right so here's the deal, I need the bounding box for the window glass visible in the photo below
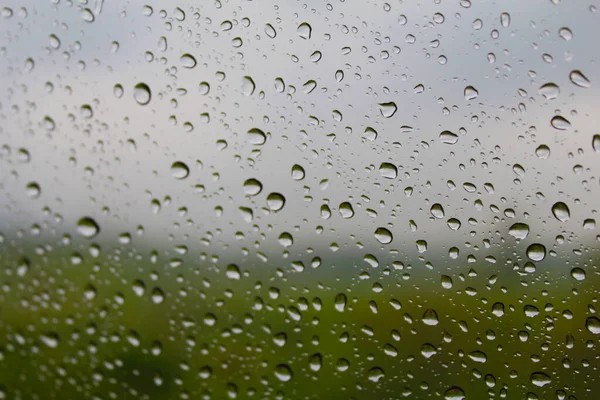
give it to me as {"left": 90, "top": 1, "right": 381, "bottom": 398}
{"left": 0, "top": 1, "right": 599, "bottom": 399}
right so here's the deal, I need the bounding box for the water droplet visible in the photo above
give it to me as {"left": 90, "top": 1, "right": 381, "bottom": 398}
{"left": 81, "top": 8, "right": 95, "bottom": 22}
{"left": 242, "top": 76, "right": 255, "bottom": 96}
{"left": 151, "top": 287, "right": 165, "bottom": 304}
{"left": 551, "top": 202, "right": 570, "bottom": 222}
{"left": 571, "top": 267, "right": 586, "bottom": 281}
{"left": 422, "top": 309, "right": 439, "bottom": 326}
{"left": 180, "top": 53, "right": 197, "bottom": 68}
{"left": 569, "top": 70, "right": 591, "bottom": 88}
{"left": 378, "top": 102, "right": 397, "bottom": 118}
{"left": 174, "top": 7, "right": 185, "bottom": 21}
{"left": 171, "top": 162, "right": 189, "bottom": 179}
{"left": 134, "top": 83, "right": 151, "bottom": 105}
{"left": 440, "top": 130, "right": 458, "bottom": 144}
{"left": 247, "top": 128, "right": 266, "bottom": 145}
{"left": 559, "top": 27, "right": 573, "bottom": 40}
{"left": 530, "top": 372, "right": 552, "bottom": 387}
{"left": 243, "top": 179, "right": 263, "bottom": 196}
{"left": 586, "top": 316, "right": 600, "bottom": 334}
{"left": 40, "top": 332, "right": 60, "bottom": 348}
{"left": 364, "top": 127, "right": 378, "bottom": 141}
{"left": 266, "top": 193, "right": 285, "bottom": 211}
{"left": 464, "top": 85, "right": 479, "bottom": 100}
{"left": 526, "top": 243, "right": 546, "bottom": 262}
{"left": 226, "top": 264, "right": 241, "bottom": 280}
{"left": 468, "top": 350, "right": 487, "bottom": 363}
{"left": 367, "top": 367, "right": 385, "bottom": 382}
{"left": 430, "top": 203, "right": 445, "bottom": 219}
{"left": 274, "top": 364, "right": 293, "bottom": 382}
{"left": 447, "top": 218, "right": 461, "bottom": 231}
{"left": 539, "top": 83, "right": 560, "bottom": 99}
{"left": 535, "top": 144, "right": 551, "bottom": 159}
{"left": 199, "top": 81, "right": 210, "bottom": 95}
{"left": 334, "top": 293, "right": 347, "bottom": 312}
{"left": 309, "top": 353, "right": 322, "bottom": 371}
{"left": 551, "top": 115, "right": 571, "bottom": 130}
{"left": 508, "top": 223, "right": 529, "bottom": 239}
{"left": 26, "top": 182, "right": 41, "bottom": 199}
{"left": 339, "top": 202, "right": 354, "bottom": 219}
{"left": 297, "top": 22, "right": 312, "bottom": 39}
{"left": 593, "top": 134, "right": 600, "bottom": 152}
{"left": 379, "top": 162, "right": 397, "bottom": 179}
{"left": 264, "top": 23, "right": 276, "bottom": 38}
{"left": 77, "top": 217, "right": 100, "bottom": 238}
{"left": 291, "top": 164, "right": 305, "bottom": 180}
{"left": 374, "top": 228, "right": 393, "bottom": 244}
{"left": 444, "top": 386, "right": 466, "bottom": 400}
{"left": 500, "top": 12, "right": 510, "bottom": 27}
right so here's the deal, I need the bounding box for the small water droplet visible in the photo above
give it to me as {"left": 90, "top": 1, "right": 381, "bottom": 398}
{"left": 180, "top": 53, "right": 197, "bottom": 68}
{"left": 586, "top": 316, "right": 600, "bottom": 334}
{"left": 539, "top": 83, "right": 559, "bottom": 99}
{"left": 559, "top": 27, "right": 573, "bottom": 40}
{"left": 339, "top": 202, "right": 354, "bottom": 219}
{"left": 26, "top": 182, "right": 41, "bottom": 199}
{"left": 374, "top": 228, "right": 393, "bottom": 244}
{"left": 242, "top": 76, "right": 255, "bottom": 96}
{"left": 291, "top": 164, "right": 305, "bottom": 180}
{"left": 265, "top": 23, "right": 276, "bottom": 38}
{"left": 243, "top": 179, "right": 263, "bottom": 196}
{"left": 247, "top": 128, "right": 266, "bottom": 145}
{"left": 266, "top": 193, "right": 285, "bottom": 211}
{"left": 379, "top": 162, "right": 397, "bottom": 179}
{"left": 464, "top": 85, "right": 479, "bottom": 100}
{"left": 530, "top": 372, "right": 552, "bottom": 387}
{"left": 508, "top": 223, "right": 529, "bottom": 239}
{"left": 440, "top": 130, "right": 458, "bottom": 144}
{"left": 274, "top": 364, "right": 293, "bottom": 382}
{"left": 297, "top": 22, "right": 312, "bottom": 39}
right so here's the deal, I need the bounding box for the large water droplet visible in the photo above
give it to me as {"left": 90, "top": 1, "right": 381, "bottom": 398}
{"left": 440, "top": 130, "right": 458, "bottom": 144}
{"left": 586, "top": 316, "right": 600, "bottom": 334}
{"left": 593, "top": 134, "right": 600, "bottom": 152}
{"left": 247, "top": 128, "right": 266, "bottom": 145}
{"left": 180, "top": 53, "right": 197, "bottom": 68}
{"left": 171, "top": 161, "right": 190, "bottom": 179}
{"left": 569, "top": 70, "right": 591, "bottom": 88}
{"left": 243, "top": 179, "right": 263, "bottom": 196}
{"left": 266, "top": 193, "right": 285, "bottom": 211}
{"left": 551, "top": 115, "right": 571, "bottom": 130}
{"left": 297, "top": 22, "right": 312, "bottom": 39}
{"left": 379, "top": 162, "right": 397, "bottom": 179}
{"left": 526, "top": 243, "right": 546, "bottom": 262}
{"left": 530, "top": 372, "right": 552, "bottom": 387}
{"left": 264, "top": 23, "right": 276, "bottom": 38}
{"left": 430, "top": 203, "right": 445, "bottom": 219}
{"left": 274, "top": 364, "right": 293, "bottom": 382}
{"left": 551, "top": 202, "right": 570, "bottom": 222}
{"left": 334, "top": 293, "right": 347, "bottom": 312}
{"left": 464, "top": 85, "right": 479, "bottom": 100}
{"left": 77, "top": 217, "right": 100, "bottom": 238}
{"left": 291, "top": 164, "right": 305, "bottom": 180}
{"left": 374, "top": 228, "right": 393, "bottom": 244}
{"left": 539, "top": 83, "right": 559, "bottom": 99}
{"left": 378, "top": 102, "right": 397, "bottom": 118}
{"left": 339, "top": 202, "right": 354, "bottom": 219}
{"left": 134, "top": 83, "right": 151, "bottom": 105}
{"left": 242, "top": 76, "right": 256, "bottom": 96}
{"left": 444, "top": 386, "right": 466, "bottom": 400}
{"left": 508, "top": 223, "right": 529, "bottom": 239}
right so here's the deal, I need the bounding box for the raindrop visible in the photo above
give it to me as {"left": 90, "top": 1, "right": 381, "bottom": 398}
{"left": 551, "top": 115, "right": 571, "bottom": 130}
{"left": 422, "top": 309, "right": 439, "bottom": 326}
{"left": 171, "top": 162, "right": 190, "bottom": 179}
{"left": 247, "top": 128, "right": 266, "bottom": 145}
{"left": 339, "top": 202, "right": 354, "bottom": 219}
{"left": 297, "top": 22, "right": 312, "bottom": 39}
{"left": 242, "top": 76, "right": 256, "bottom": 96}
{"left": 535, "top": 145, "right": 551, "bottom": 159}
{"left": 243, "top": 179, "right": 263, "bottom": 196}
{"left": 77, "top": 217, "right": 100, "bottom": 238}
{"left": 500, "top": 12, "right": 510, "bottom": 27}
{"left": 569, "top": 70, "right": 590, "bottom": 88}
{"left": 274, "top": 364, "right": 293, "bottom": 382}
{"left": 444, "top": 386, "right": 466, "bottom": 400}
{"left": 378, "top": 102, "right": 397, "bottom": 118}
{"left": 133, "top": 83, "right": 151, "bottom": 105}
{"left": 464, "top": 86, "right": 479, "bottom": 100}
{"left": 571, "top": 267, "right": 586, "bottom": 281}
{"left": 559, "top": 27, "right": 573, "bottom": 40}
{"left": 551, "top": 202, "right": 570, "bottom": 222}
{"left": 334, "top": 293, "right": 347, "bottom": 312}
{"left": 530, "top": 372, "right": 552, "bottom": 387}
{"left": 266, "top": 193, "right": 286, "bottom": 211}
{"left": 26, "top": 182, "right": 41, "bottom": 199}
{"left": 430, "top": 203, "right": 445, "bottom": 219}
{"left": 180, "top": 53, "right": 197, "bottom": 68}
{"left": 291, "top": 164, "right": 305, "bottom": 180}
{"left": 539, "top": 83, "right": 559, "bottom": 99}
{"left": 526, "top": 243, "right": 546, "bottom": 262}
{"left": 440, "top": 130, "right": 458, "bottom": 144}
{"left": 379, "top": 162, "right": 397, "bottom": 179}
{"left": 586, "top": 316, "right": 600, "bottom": 334}
{"left": 593, "top": 134, "right": 600, "bottom": 152}
{"left": 265, "top": 23, "right": 276, "bottom": 38}
{"left": 508, "top": 223, "right": 529, "bottom": 239}
{"left": 374, "top": 228, "right": 393, "bottom": 244}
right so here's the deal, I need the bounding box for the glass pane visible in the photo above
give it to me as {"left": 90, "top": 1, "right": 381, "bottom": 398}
{"left": 1, "top": 1, "right": 598, "bottom": 399}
